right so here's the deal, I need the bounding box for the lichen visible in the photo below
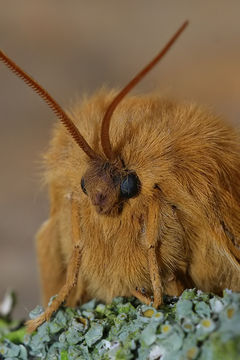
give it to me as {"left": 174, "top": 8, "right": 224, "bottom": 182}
{"left": 1, "top": 289, "right": 240, "bottom": 359}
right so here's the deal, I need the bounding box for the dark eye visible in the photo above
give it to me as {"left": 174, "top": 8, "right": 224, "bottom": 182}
{"left": 120, "top": 173, "right": 141, "bottom": 199}
{"left": 81, "top": 177, "right": 87, "bottom": 195}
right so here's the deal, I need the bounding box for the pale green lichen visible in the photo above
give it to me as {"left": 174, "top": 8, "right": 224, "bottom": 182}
{"left": 0, "top": 289, "right": 240, "bottom": 359}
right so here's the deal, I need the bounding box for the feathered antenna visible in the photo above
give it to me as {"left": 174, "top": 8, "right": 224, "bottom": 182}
{"left": 101, "top": 20, "right": 189, "bottom": 161}
{"left": 0, "top": 50, "right": 98, "bottom": 160}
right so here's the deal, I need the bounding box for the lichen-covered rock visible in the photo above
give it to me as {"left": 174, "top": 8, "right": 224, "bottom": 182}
{"left": 0, "top": 289, "right": 240, "bottom": 359}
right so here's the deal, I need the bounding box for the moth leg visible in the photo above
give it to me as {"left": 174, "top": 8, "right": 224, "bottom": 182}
{"left": 35, "top": 217, "right": 66, "bottom": 308}
{"left": 147, "top": 205, "right": 163, "bottom": 309}
{"left": 26, "top": 198, "right": 81, "bottom": 333}
{"left": 165, "top": 274, "right": 185, "bottom": 297}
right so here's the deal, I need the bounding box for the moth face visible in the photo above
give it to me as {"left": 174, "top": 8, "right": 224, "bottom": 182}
{"left": 81, "top": 160, "right": 141, "bottom": 216}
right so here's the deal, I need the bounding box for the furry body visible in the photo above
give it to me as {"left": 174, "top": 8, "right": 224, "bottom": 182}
{"left": 38, "top": 89, "right": 240, "bottom": 308}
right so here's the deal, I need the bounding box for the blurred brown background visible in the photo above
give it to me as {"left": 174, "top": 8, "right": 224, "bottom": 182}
{"left": 0, "top": 1, "right": 240, "bottom": 318}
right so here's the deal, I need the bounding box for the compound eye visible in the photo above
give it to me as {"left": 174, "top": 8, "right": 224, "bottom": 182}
{"left": 81, "top": 177, "right": 87, "bottom": 195}
{"left": 120, "top": 173, "right": 141, "bottom": 199}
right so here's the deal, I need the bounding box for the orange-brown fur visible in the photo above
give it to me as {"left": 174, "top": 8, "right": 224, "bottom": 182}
{"left": 37, "top": 88, "right": 240, "bottom": 314}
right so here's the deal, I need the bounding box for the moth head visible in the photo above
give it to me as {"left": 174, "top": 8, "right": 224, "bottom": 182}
{"left": 0, "top": 21, "right": 188, "bottom": 216}
{"left": 81, "top": 158, "right": 141, "bottom": 215}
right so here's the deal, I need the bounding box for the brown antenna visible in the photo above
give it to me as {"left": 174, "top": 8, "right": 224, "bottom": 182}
{"left": 0, "top": 50, "right": 98, "bottom": 160}
{"left": 101, "top": 20, "right": 189, "bottom": 160}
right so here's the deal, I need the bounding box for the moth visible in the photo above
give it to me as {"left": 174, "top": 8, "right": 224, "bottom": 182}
{"left": 1, "top": 20, "right": 240, "bottom": 333}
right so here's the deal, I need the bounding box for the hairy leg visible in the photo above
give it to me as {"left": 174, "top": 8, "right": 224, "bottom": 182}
{"left": 26, "top": 198, "right": 82, "bottom": 333}
{"left": 36, "top": 217, "right": 66, "bottom": 307}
